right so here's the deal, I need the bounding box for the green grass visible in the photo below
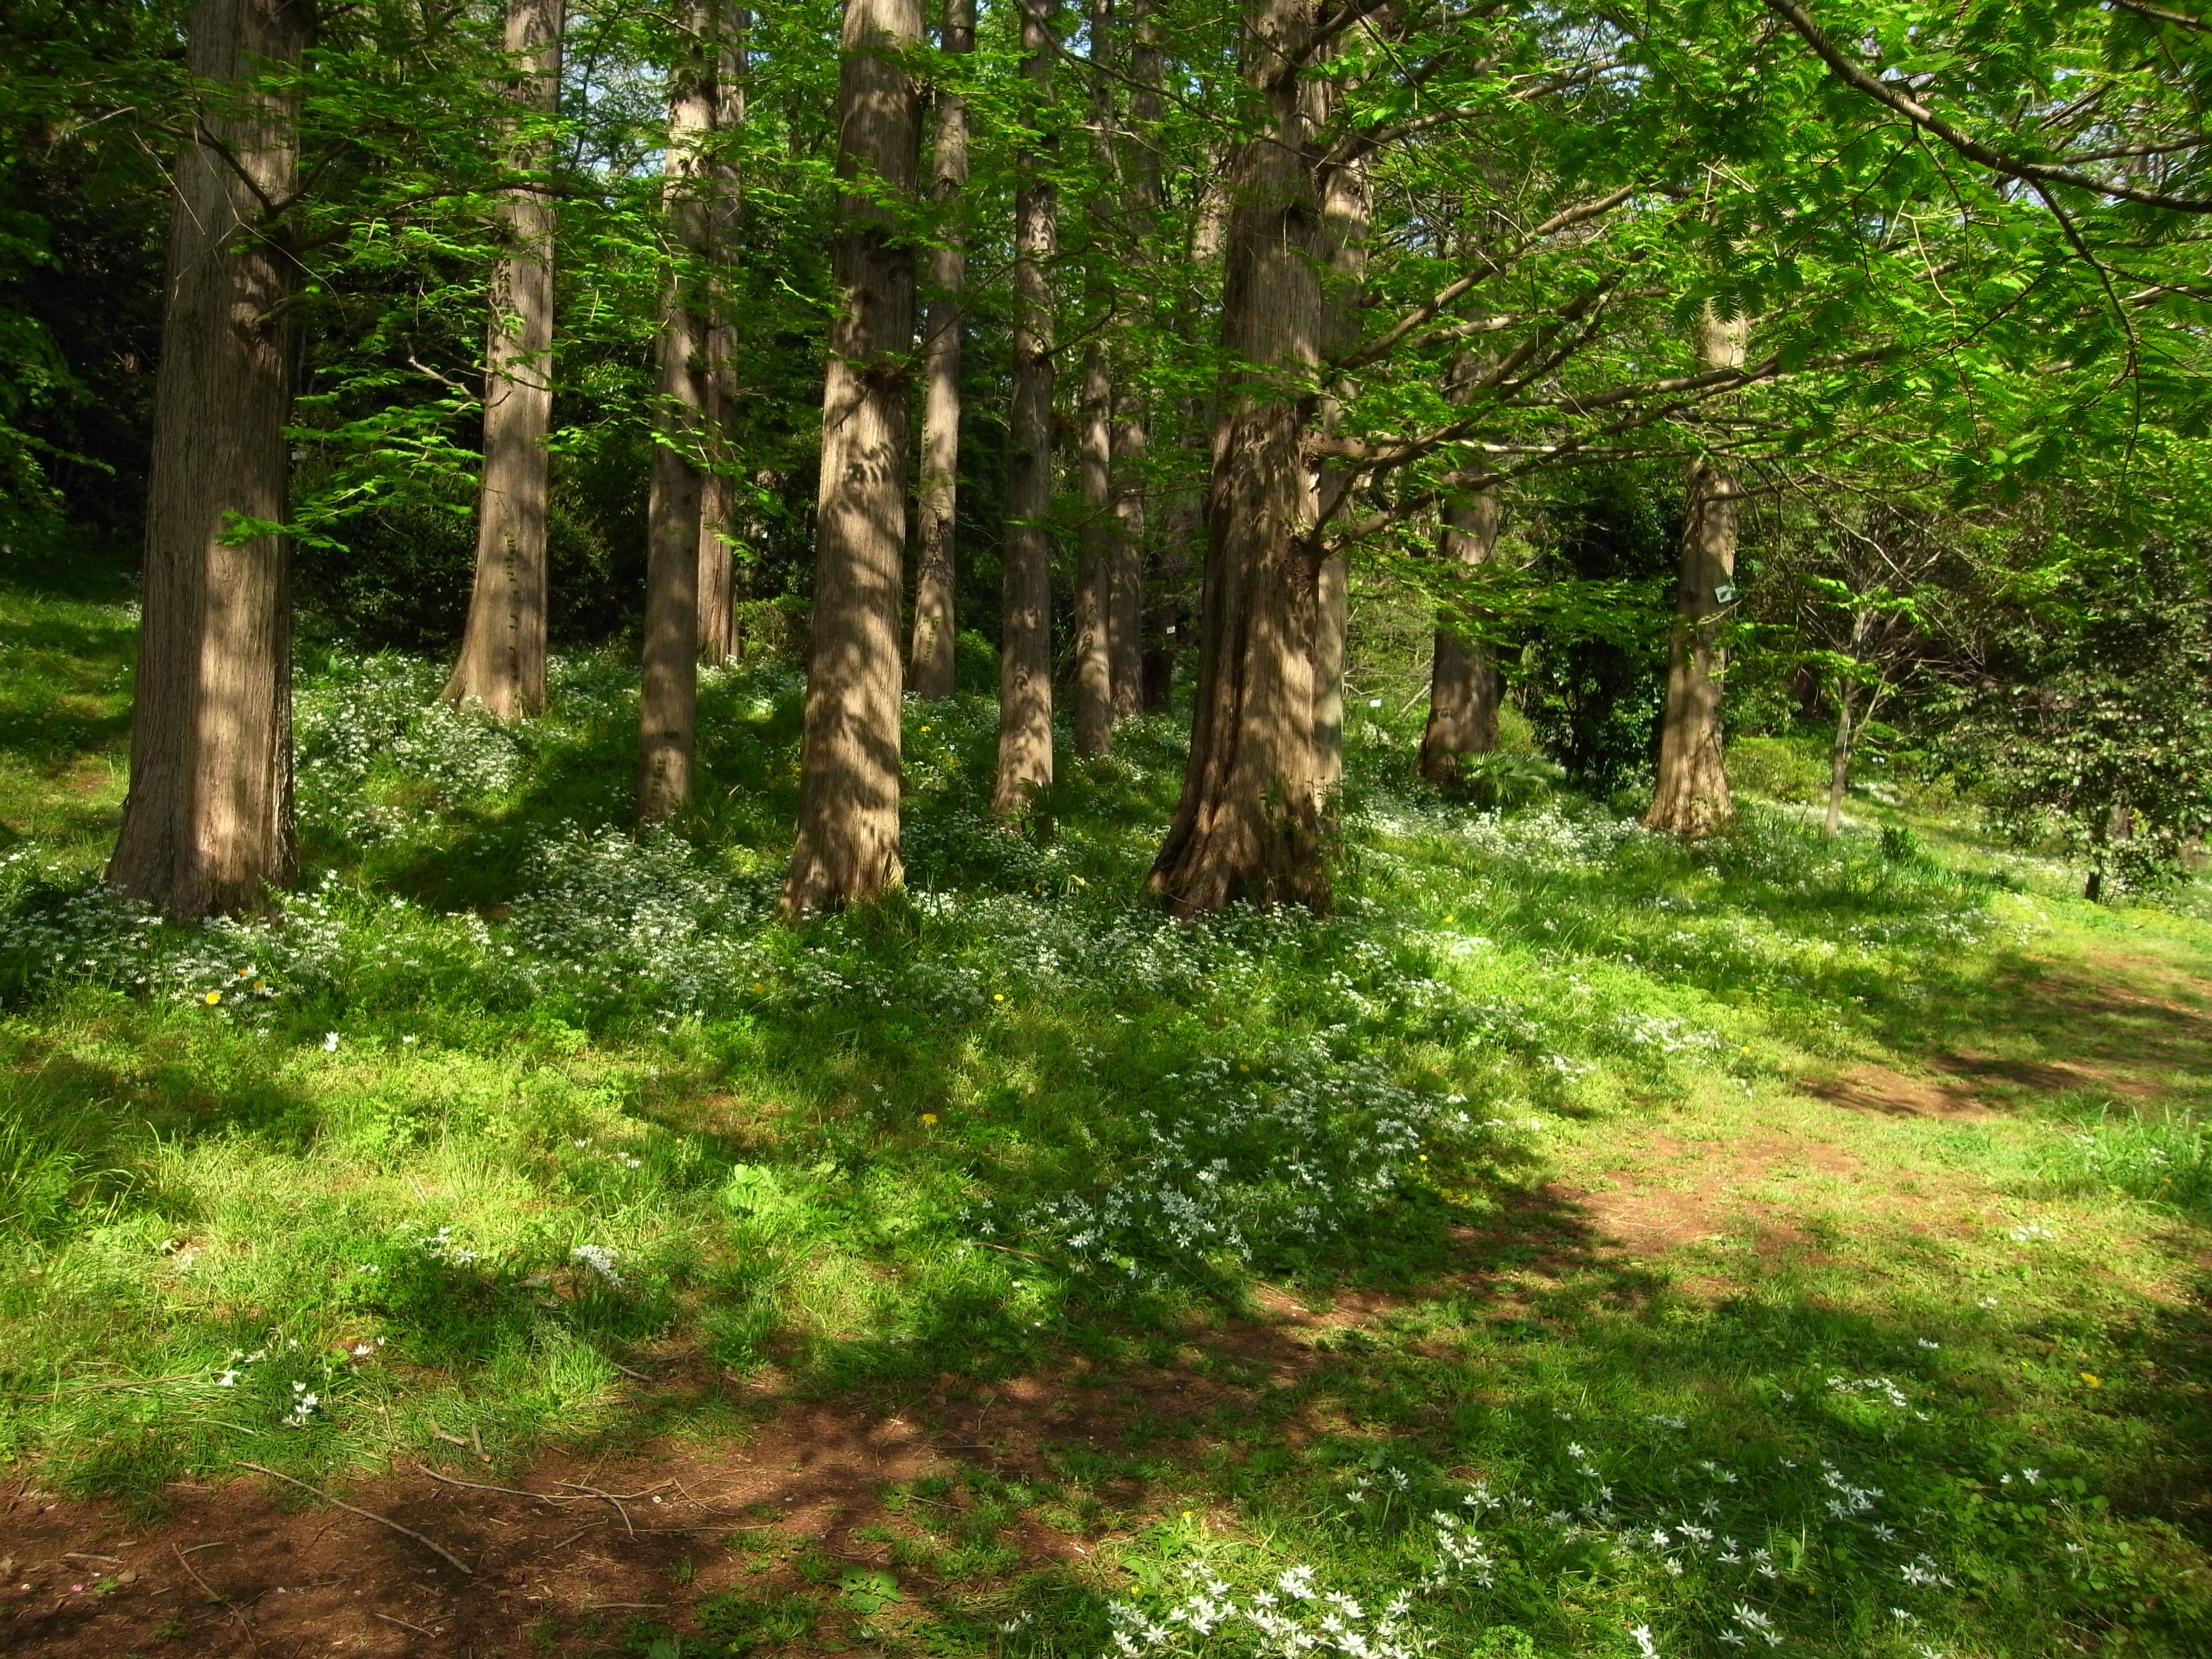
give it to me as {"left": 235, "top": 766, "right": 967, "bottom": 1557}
{"left": 2, "top": 574, "right": 2210, "bottom": 1657}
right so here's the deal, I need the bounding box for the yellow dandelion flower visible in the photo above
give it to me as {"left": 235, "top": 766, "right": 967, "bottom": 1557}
{"left": 2081, "top": 1372, "right": 2102, "bottom": 1387}
{"left": 921, "top": 1113, "right": 938, "bottom": 1126}
{"left": 993, "top": 993, "right": 1005, "bottom": 1003}
{"left": 203, "top": 991, "right": 221, "bottom": 1005}
{"left": 920, "top": 725, "right": 931, "bottom": 732}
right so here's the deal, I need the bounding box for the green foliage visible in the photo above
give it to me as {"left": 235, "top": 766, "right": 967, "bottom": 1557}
{"left": 1947, "top": 544, "right": 2212, "bottom": 896}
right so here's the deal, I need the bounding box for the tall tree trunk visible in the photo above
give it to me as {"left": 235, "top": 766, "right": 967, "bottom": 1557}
{"left": 1311, "top": 122, "right": 1368, "bottom": 809}
{"left": 445, "top": 0, "right": 564, "bottom": 719}
{"left": 1148, "top": 0, "right": 1328, "bottom": 915}
{"left": 1418, "top": 489, "right": 1503, "bottom": 781}
{"left": 1644, "top": 310, "right": 1746, "bottom": 839}
{"left": 1113, "top": 0, "right": 1163, "bottom": 717}
{"left": 108, "top": 0, "right": 312, "bottom": 920}
{"left": 992, "top": 0, "right": 1059, "bottom": 817}
{"left": 1073, "top": 340, "right": 1115, "bottom": 756}
{"left": 908, "top": 0, "right": 972, "bottom": 699}
{"left": 697, "top": 8, "right": 748, "bottom": 667}
{"left": 781, "top": 0, "right": 923, "bottom": 914}
{"left": 635, "top": 7, "right": 717, "bottom": 823}
{"left": 1823, "top": 680, "right": 1855, "bottom": 837}
{"left": 1311, "top": 553, "right": 1347, "bottom": 801}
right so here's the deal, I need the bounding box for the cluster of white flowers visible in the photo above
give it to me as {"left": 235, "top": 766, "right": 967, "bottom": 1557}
{"left": 967, "top": 1045, "right": 1490, "bottom": 1284}
{"left": 504, "top": 823, "right": 767, "bottom": 1015}
{"left": 294, "top": 651, "right": 529, "bottom": 844}
{"left": 1110, "top": 1567, "right": 1429, "bottom": 1659}
{"left": 0, "top": 854, "right": 348, "bottom": 1012}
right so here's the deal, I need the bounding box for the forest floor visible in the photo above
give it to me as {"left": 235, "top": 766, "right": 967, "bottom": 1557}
{"left": 1, "top": 574, "right": 2209, "bottom": 1659}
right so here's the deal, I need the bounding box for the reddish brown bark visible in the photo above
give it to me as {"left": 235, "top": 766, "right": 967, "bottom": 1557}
{"left": 635, "top": 7, "right": 718, "bottom": 823}
{"left": 781, "top": 0, "right": 924, "bottom": 913}
{"left": 697, "top": 10, "right": 749, "bottom": 667}
{"left": 444, "top": 0, "right": 564, "bottom": 719}
{"left": 908, "top": 0, "right": 974, "bottom": 700}
{"left": 1073, "top": 340, "right": 1115, "bottom": 757}
{"left": 991, "top": 0, "right": 1059, "bottom": 818}
{"left": 1418, "top": 488, "right": 1503, "bottom": 781}
{"left": 107, "top": 0, "right": 313, "bottom": 920}
{"left": 1148, "top": 0, "right": 1330, "bottom": 915}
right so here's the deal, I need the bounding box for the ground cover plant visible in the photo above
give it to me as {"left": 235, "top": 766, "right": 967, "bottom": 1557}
{"left": 1, "top": 580, "right": 2209, "bottom": 1657}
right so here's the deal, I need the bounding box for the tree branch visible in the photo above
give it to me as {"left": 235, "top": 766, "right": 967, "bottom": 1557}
{"left": 1762, "top": 0, "right": 2212, "bottom": 212}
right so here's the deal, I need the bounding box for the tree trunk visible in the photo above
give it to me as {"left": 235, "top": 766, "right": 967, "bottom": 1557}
{"left": 781, "top": 0, "right": 923, "bottom": 914}
{"left": 1312, "top": 552, "right": 1347, "bottom": 801}
{"left": 107, "top": 0, "right": 312, "bottom": 920}
{"left": 1111, "top": 0, "right": 1163, "bottom": 719}
{"left": 992, "top": 0, "right": 1059, "bottom": 818}
{"left": 1148, "top": 0, "right": 1328, "bottom": 915}
{"left": 445, "top": 0, "right": 563, "bottom": 719}
{"left": 1823, "top": 680, "right": 1855, "bottom": 837}
{"left": 1073, "top": 340, "right": 1115, "bottom": 756}
{"left": 1418, "top": 489, "right": 1503, "bottom": 781}
{"left": 697, "top": 9, "right": 748, "bottom": 667}
{"left": 1644, "top": 310, "right": 1746, "bottom": 839}
{"left": 1310, "top": 114, "right": 1368, "bottom": 809}
{"left": 635, "top": 7, "right": 717, "bottom": 823}
{"left": 908, "top": 0, "right": 972, "bottom": 699}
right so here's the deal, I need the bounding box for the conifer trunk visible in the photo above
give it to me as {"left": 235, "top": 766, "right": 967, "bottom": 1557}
{"left": 1073, "top": 340, "right": 1115, "bottom": 756}
{"left": 1645, "top": 311, "right": 1747, "bottom": 838}
{"left": 108, "top": 0, "right": 312, "bottom": 920}
{"left": 992, "top": 0, "right": 1060, "bottom": 817}
{"left": 635, "top": 9, "right": 717, "bottom": 822}
{"left": 1148, "top": 0, "right": 1329, "bottom": 915}
{"left": 1110, "top": 410, "right": 1148, "bottom": 717}
{"left": 1311, "top": 117, "right": 1368, "bottom": 807}
{"left": 446, "top": 0, "right": 563, "bottom": 719}
{"left": 908, "top": 0, "right": 972, "bottom": 699}
{"left": 697, "top": 9, "right": 748, "bottom": 667}
{"left": 1111, "top": 0, "right": 1164, "bottom": 719}
{"left": 1418, "top": 490, "right": 1502, "bottom": 780}
{"left": 1312, "top": 552, "right": 1347, "bottom": 801}
{"left": 781, "top": 0, "right": 923, "bottom": 913}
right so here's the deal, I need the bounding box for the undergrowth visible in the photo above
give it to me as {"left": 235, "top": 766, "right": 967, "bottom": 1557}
{"left": 1, "top": 604, "right": 2209, "bottom": 1657}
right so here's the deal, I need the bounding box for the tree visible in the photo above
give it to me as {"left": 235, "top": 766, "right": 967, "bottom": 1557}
{"left": 108, "top": 0, "right": 315, "bottom": 919}
{"left": 1417, "top": 487, "right": 1503, "bottom": 782}
{"left": 1644, "top": 310, "right": 1746, "bottom": 839}
{"left": 907, "top": 0, "right": 972, "bottom": 700}
{"left": 1949, "top": 541, "right": 2212, "bottom": 900}
{"left": 443, "top": 0, "right": 564, "bottom": 720}
{"left": 1149, "top": 0, "right": 1331, "bottom": 913}
{"left": 635, "top": 0, "right": 719, "bottom": 823}
{"left": 992, "top": 0, "right": 1060, "bottom": 818}
{"left": 781, "top": 0, "right": 923, "bottom": 915}
{"left": 697, "top": 7, "right": 748, "bottom": 667}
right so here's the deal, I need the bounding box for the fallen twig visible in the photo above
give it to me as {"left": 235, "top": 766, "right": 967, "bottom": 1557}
{"left": 414, "top": 1462, "right": 570, "bottom": 1505}
{"left": 373, "top": 1610, "right": 442, "bottom": 1637}
{"left": 173, "top": 1543, "right": 263, "bottom": 1655}
{"left": 238, "top": 1463, "right": 474, "bottom": 1576}
{"left": 534, "top": 1522, "right": 606, "bottom": 1557}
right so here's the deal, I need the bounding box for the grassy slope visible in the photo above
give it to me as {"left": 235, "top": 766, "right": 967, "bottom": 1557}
{"left": 0, "top": 578, "right": 2208, "bottom": 1658}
